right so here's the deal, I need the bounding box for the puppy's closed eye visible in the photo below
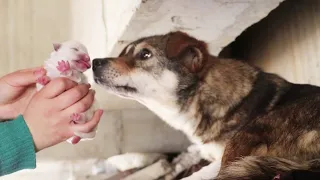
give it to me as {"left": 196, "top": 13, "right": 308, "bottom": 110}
{"left": 72, "top": 47, "right": 79, "bottom": 51}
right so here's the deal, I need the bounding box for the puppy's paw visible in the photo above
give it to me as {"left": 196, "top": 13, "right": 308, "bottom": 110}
{"left": 56, "top": 60, "right": 71, "bottom": 75}
{"left": 71, "top": 136, "right": 81, "bottom": 144}
{"left": 36, "top": 76, "right": 50, "bottom": 85}
{"left": 66, "top": 136, "right": 82, "bottom": 144}
{"left": 70, "top": 113, "right": 86, "bottom": 124}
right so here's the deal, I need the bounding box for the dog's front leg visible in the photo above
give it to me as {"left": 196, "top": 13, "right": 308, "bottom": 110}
{"left": 181, "top": 160, "right": 222, "bottom": 180}
{"left": 178, "top": 143, "right": 225, "bottom": 180}
{"left": 164, "top": 145, "right": 204, "bottom": 180}
{"left": 165, "top": 143, "right": 225, "bottom": 180}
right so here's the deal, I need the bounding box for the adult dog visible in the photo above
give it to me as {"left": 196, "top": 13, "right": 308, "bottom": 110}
{"left": 92, "top": 31, "right": 320, "bottom": 179}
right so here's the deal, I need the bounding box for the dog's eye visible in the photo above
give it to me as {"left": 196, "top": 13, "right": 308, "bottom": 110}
{"left": 72, "top": 48, "right": 79, "bottom": 51}
{"left": 138, "top": 48, "right": 152, "bottom": 60}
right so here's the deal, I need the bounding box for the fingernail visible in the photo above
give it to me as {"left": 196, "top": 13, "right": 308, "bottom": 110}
{"left": 98, "top": 109, "right": 104, "bottom": 116}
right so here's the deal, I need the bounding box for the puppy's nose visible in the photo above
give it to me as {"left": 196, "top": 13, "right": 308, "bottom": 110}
{"left": 83, "top": 54, "right": 90, "bottom": 61}
{"left": 92, "top": 58, "right": 108, "bottom": 71}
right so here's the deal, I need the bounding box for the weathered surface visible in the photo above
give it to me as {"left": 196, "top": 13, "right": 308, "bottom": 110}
{"left": 108, "top": 0, "right": 284, "bottom": 57}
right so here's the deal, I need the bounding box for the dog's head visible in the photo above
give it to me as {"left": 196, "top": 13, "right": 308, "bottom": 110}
{"left": 53, "top": 40, "right": 91, "bottom": 72}
{"left": 92, "top": 31, "right": 211, "bottom": 103}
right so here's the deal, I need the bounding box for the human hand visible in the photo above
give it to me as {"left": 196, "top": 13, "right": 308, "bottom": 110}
{"left": 0, "top": 67, "right": 46, "bottom": 119}
{"left": 23, "top": 77, "right": 103, "bottom": 152}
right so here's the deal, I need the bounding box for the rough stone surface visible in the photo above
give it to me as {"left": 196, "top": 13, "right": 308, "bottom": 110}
{"left": 109, "top": 0, "right": 284, "bottom": 57}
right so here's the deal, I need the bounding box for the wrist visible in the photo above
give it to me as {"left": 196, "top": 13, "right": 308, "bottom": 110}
{"left": 22, "top": 114, "right": 43, "bottom": 152}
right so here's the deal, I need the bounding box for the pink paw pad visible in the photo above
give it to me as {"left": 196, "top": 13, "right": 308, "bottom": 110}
{"left": 70, "top": 113, "right": 81, "bottom": 122}
{"left": 36, "top": 76, "right": 50, "bottom": 85}
{"left": 56, "top": 60, "right": 70, "bottom": 74}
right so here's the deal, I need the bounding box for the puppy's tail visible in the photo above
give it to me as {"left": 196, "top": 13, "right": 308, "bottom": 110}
{"left": 215, "top": 156, "right": 320, "bottom": 180}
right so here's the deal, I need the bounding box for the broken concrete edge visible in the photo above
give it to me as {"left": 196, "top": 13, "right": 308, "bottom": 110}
{"left": 210, "top": 0, "right": 286, "bottom": 55}
{"left": 107, "top": 0, "right": 285, "bottom": 57}
{"left": 218, "top": 0, "right": 290, "bottom": 60}
{"left": 103, "top": 0, "right": 143, "bottom": 56}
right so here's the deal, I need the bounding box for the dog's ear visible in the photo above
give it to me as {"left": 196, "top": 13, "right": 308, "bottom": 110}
{"left": 166, "top": 31, "right": 208, "bottom": 73}
{"left": 53, "top": 43, "right": 61, "bottom": 51}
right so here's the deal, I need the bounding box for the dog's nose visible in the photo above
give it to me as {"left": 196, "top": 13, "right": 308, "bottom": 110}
{"left": 93, "top": 58, "right": 107, "bottom": 67}
{"left": 92, "top": 58, "right": 109, "bottom": 71}
{"left": 83, "top": 54, "right": 90, "bottom": 61}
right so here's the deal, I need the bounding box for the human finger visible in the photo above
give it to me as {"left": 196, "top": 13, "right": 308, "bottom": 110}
{"left": 4, "top": 67, "right": 46, "bottom": 87}
{"left": 56, "top": 84, "right": 92, "bottom": 110}
{"left": 39, "top": 78, "right": 78, "bottom": 98}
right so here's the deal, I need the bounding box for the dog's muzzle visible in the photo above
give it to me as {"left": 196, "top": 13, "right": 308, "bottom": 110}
{"left": 92, "top": 58, "right": 110, "bottom": 71}
{"left": 92, "top": 58, "right": 112, "bottom": 84}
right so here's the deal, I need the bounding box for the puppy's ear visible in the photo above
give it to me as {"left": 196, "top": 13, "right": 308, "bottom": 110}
{"left": 53, "top": 43, "right": 61, "bottom": 51}
{"left": 166, "top": 31, "right": 208, "bottom": 73}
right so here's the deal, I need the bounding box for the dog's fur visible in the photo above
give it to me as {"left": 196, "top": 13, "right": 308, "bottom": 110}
{"left": 92, "top": 31, "right": 320, "bottom": 179}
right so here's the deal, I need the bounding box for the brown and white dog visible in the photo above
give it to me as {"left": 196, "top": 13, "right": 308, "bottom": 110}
{"left": 92, "top": 31, "right": 320, "bottom": 179}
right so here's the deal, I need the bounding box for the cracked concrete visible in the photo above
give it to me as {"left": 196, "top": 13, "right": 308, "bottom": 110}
{"left": 108, "top": 0, "right": 284, "bottom": 57}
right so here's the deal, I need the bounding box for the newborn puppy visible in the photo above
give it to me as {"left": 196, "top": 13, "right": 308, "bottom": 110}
{"left": 36, "top": 40, "right": 98, "bottom": 144}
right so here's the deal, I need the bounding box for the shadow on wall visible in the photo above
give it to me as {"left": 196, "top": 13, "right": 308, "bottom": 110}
{"left": 0, "top": 0, "right": 72, "bottom": 76}
{"left": 219, "top": 0, "right": 320, "bottom": 85}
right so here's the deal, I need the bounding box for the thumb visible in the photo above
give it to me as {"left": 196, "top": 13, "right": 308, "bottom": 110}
{"left": 5, "top": 67, "right": 46, "bottom": 87}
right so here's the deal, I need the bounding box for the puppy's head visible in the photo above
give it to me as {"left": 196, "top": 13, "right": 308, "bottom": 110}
{"left": 92, "top": 31, "right": 210, "bottom": 102}
{"left": 53, "top": 40, "right": 91, "bottom": 72}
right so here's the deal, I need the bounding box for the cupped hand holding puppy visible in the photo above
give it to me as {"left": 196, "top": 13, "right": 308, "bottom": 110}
{"left": 23, "top": 77, "right": 103, "bottom": 152}
{"left": 0, "top": 66, "right": 46, "bottom": 119}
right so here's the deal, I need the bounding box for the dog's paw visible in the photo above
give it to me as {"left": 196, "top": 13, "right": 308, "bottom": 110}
{"left": 106, "top": 153, "right": 165, "bottom": 172}
{"left": 164, "top": 151, "right": 202, "bottom": 180}
{"left": 70, "top": 113, "right": 86, "bottom": 124}
{"left": 56, "top": 60, "right": 71, "bottom": 75}
{"left": 187, "top": 144, "right": 202, "bottom": 153}
{"left": 36, "top": 76, "right": 50, "bottom": 85}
